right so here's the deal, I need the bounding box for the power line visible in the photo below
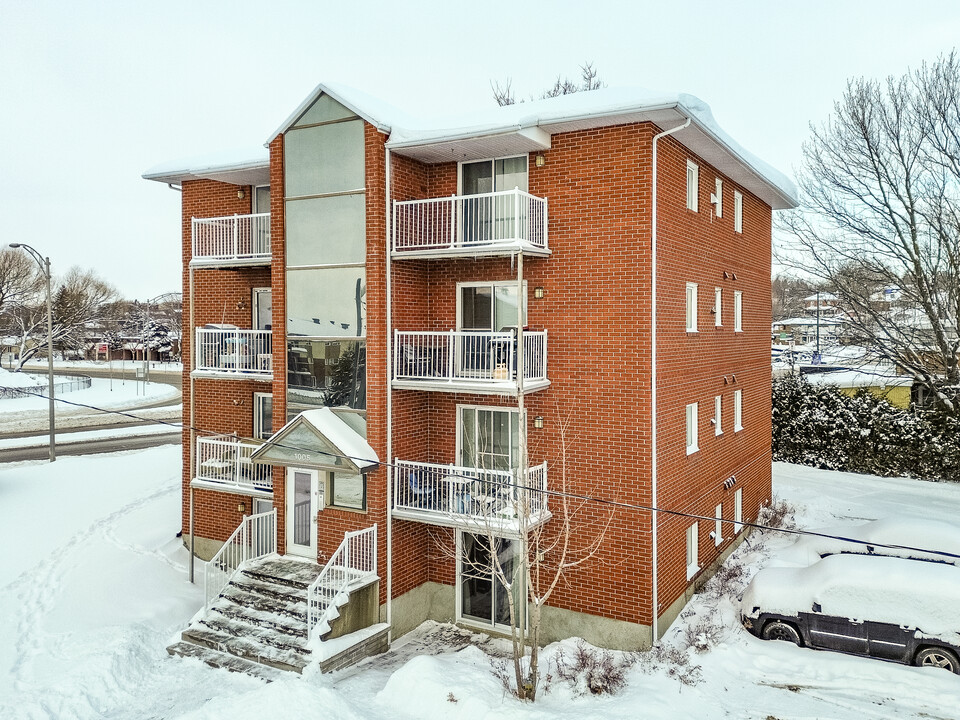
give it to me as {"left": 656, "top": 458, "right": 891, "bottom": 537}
{"left": 4, "top": 383, "right": 960, "bottom": 563}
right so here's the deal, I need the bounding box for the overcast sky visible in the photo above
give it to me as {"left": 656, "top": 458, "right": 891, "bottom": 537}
{"left": 2, "top": 0, "right": 959, "bottom": 299}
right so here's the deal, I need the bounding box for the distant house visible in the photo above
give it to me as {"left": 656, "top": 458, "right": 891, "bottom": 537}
{"left": 802, "top": 292, "right": 841, "bottom": 316}
{"left": 806, "top": 368, "right": 914, "bottom": 409}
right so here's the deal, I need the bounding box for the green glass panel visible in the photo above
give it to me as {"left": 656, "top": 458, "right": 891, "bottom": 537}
{"left": 285, "top": 193, "right": 366, "bottom": 266}
{"left": 285, "top": 120, "right": 364, "bottom": 197}
{"left": 286, "top": 268, "right": 365, "bottom": 337}
{"left": 293, "top": 94, "right": 357, "bottom": 127}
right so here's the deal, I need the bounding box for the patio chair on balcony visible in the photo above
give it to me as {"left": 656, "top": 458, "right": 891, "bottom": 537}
{"left": 408, "top": 471, "right": 437, "bottom": 510}
{"left": 398, "top": 343, "right": 443, "bottom": 379}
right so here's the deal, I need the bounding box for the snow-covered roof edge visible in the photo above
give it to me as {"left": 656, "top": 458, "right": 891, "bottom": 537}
{"left": 142, "top": 148, "right": 269, "bottom": 184}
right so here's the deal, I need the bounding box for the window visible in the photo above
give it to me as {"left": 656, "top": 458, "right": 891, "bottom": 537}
{"left": 686, "top": 160, "right": 699, "bottom": 212}
{"left": 714, "top": 395, "right": 723, "bottom": 436}
{"left": 459, "top": 532, "right": 524, "bottom": 629}
{"left": 713, "top": 178, "right": 723, "bottom": 218}
{"left": 734, "top": 291, "right": 743, "bottom": 332}
{"left": 459, "top": 406, "right": 520, "bottom": 471}
{"left": 458, "top": 281, "right": 527, "bottom": 332}
{"left": 714, "top": 504, "right": 723, "bottom": 546}
{"left": 254, "top": 393, "right": 273, "bottom": 439}
{"left": 686, "top": 523, "right": 699, "bottom": 579}
{"left": 734, "top": 488, "right": 743, "bottom": 532}
{"left": 734, "top": 191, "right": 743, "bottom": 233}
{"left": 685, "top": 283, "right": 698, "bottom": 332}
{"left": 327, "top": 472, "right": 366, "bottom": 511}
{"left": 714, "top": 287, "right": 722, "bottom": 327}
{"left": 734, "top": 389, "right": 743, "bottom": 431}
{"left": 460, "top": 156, "right": 529, "bottom": 244}
{"left": 685, "top": 402, "right": 699, "bottom": 455}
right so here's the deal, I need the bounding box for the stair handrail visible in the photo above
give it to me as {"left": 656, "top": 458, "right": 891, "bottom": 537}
{"left": 306, "top": 524, "right": 378, "bottom": 640}
{"left": 203, "top": 508, "right": 278, "bottom": 611}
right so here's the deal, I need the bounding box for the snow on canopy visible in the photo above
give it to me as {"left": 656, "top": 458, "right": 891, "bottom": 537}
{"left": 777, "top": 517, "right": 960, "bottom": 567}
{"left": 741, "top": 554, "right": 960, "bottom": 645}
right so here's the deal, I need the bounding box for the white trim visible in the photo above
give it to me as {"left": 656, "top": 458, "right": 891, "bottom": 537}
{"left": 455, "top": 403, "right": 522, "bottom": 469}
{"left": 734, "top": 191, "right": 743, "bottom": 233}
{"left": 686, "top": 523, "right": 699, "bottom": 580}
{"left": 734, "top": 291, "right": 743, "bottom": 332}
{"left": 685, "top": 402, "right": 699, "bottom": 455}
{"left": 734, "top": 488, "right": 743, "bottom": 532}
{"left": 714, "top": 395, "right": 723, "bottom": 436}
{"left": 713, "top": 178, "right": 723, "bottom": 218}
{"left": 685, "top": 283, "right": 698, "bottom": 332}
{"left": 714, "top": 504, "right": 723, "bottom": 546}
{"left": 456, "top": 280, "right": 528, "bottom": 331}
{"left": 253, "top": 392, "right": 273, "bottom": 440}
{"left": 455, "top": 529, "right": 526, "bottom": 633}
{"left": 714, "top": 287, "right": 722, "bottom": 327}
{"left": 686, "top": 160, "right": 699, "bottom": 212}
{"left": 734, "top": 389, "right": 743, "bottom": 432}
{"left": 457, "top": 154, "right": 529, "bottom": 196}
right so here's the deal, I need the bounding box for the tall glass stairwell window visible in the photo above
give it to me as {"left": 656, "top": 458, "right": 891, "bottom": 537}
{"left": 460, "top": 156, "right": 528, "bottom": 245}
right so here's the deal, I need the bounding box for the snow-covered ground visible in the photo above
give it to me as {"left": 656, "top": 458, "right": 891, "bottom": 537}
{"left": 1, "top": 452, "right": 959, "bottom": 720}
{"left": 0, "top": 373, "right": 180, "bottom": 435}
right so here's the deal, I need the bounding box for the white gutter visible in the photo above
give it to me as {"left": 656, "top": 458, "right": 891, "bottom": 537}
{"left": 189, "top": 263, "right": 196, "bottom": 583}
{"left": 650, "top": 118, "right": 690, "bottom": 641}
{"left": 385, "top": 146, "right": 393, "bottom": 641}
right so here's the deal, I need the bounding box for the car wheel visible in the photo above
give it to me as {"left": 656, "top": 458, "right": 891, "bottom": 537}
{"left": 761, "top": 620, "right": 802, "bottom": 645}
{"left": 915, "top": 647, "right": 960, "bottom": 674}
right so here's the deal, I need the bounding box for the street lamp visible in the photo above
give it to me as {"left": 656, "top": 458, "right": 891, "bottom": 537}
{"left": 8, "top": 243, "right": 56, "bottom": 462}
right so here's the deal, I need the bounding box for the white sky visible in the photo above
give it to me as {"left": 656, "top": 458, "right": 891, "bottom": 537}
{"left": 2, "top": 0, "right": 959, "bottom": 298}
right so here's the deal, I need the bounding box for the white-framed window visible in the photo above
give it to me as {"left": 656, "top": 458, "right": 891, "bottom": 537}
{"left": 714, "top": 504, "right": 723, "bottom": 546}
{"left": 734, "top": 191, "right": 743, "bottom": 233}
{"left": 734, "top": 488, "right": 743, "bottom": 533}
{"left": 734, "top": 291, "right": 743, "bottom": 332}
{"left": 734, "top": 389, "right": 743, "bottom": 431}
{"left": 686, "top": 160, "right": 699, "bottom": 212}
{"left": 713, "top": 178, "right": 723, "bottom": 218}
{"left": 685, "top": 283, "right": 698, "bottom": 332}
{"left": 253, "top": 393, "right": 273, "bottom": 439}
{"left": 457, "top": 280, "right": 527, "bottom": 331}
{"left": 685, "top": 402, "right": 699, "bottom": 455}
{"left": 714, "top": 287, "right": 722, "bottom": 327}
{"left": 714, "top": 395, "right": 723, "bottom": 436}
{"left": 686, "top": 523, "right": 699, "bottom": 580}
{"left": 326, "top": 471, "right": 367, "bottom": 511}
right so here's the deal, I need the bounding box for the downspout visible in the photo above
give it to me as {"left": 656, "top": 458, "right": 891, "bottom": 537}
{"left": 189, "top": 261, "right": 196, "bottom": 583}
{"left": 650, "top": 118, "right": 690, "bottom": 641}
{"left": 385, "top": 146, "right": 393, "bottom": 640}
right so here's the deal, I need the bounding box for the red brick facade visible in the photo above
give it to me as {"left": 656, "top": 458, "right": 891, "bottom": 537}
{"left": 175, "top": 96, "right": 776, "bottom": 643}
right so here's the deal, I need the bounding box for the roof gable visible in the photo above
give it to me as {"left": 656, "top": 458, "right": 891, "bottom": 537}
{"left": 250, "top": 407, "right": 378, "bottom": 473}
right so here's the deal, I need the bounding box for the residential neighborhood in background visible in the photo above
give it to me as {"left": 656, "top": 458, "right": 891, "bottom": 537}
{"left": 143, "top": 82, "right": 797, "bottom": 676}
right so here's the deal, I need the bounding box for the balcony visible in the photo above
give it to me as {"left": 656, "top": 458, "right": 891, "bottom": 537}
{"left": 194, "top": 327, "right": 272, "bottom": 379}
{"left": 393, "top": 329, "right": 548, "bottom": 395}
{"left": 194, "top": 435, "right": 272, "bottom": 495}
{"left": 392, "top": 188, "right": 548, "bottom": 259}
{"left": 393, "top": 459, "right": 549, "bottom": 531}
{"left": 191, "top": 213, "right": 271, "bottom": 266}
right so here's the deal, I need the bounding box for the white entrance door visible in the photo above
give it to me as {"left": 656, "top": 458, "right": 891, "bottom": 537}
{"left": 286, "top": 467, "right": 320, "bottom": 558}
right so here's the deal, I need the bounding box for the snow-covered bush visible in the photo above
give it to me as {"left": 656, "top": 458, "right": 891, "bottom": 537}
{"left": 772, "top": 374, "right": 960, "bottom": 482}
{"left": 553, "top": 640, "right": 634, "bottom": 696}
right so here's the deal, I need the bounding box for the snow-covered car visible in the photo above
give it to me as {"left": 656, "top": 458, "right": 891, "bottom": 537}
{"left": 741, "top": 553, "right": 960, "bottom": 673}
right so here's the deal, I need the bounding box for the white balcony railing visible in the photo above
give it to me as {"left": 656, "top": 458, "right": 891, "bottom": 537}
{"left": 306, "top": 525, "right": 378, "bottom": 640}
{"left": 204, "top": 509, "right": 277, "bottom": 611}
{"left": 394, "top": 330, "right": 547, "bottom": 387}
{"left": 393, "top": 188, "right": 547, "bottom": 255}
{"left": 192, "top": 213, "right": 271, "bottom": 263}
{"left": 195, "top": 435, "right": 272, "bottom": 492}
{"left": 195, "top": 327, "right": 272, "bottom": 376}
{"left": 393, "top": 459, "right": 548, "bottom": 527}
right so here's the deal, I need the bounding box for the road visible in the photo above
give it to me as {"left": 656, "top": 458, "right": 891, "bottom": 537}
{"left": 0, "top": 433, "right": 182, "bottom": 463}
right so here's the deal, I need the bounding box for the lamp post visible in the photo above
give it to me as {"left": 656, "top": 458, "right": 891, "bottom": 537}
{"left": 9, "top": 242, "right": 56, "bottom": 462}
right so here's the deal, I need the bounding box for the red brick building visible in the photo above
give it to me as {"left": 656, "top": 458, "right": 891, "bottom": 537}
{"left": 145, "top": 83, "right": 796, "bottom": 654}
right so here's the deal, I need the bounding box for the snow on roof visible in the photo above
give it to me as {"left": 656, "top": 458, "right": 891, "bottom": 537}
{"left": 142, "top": 147, "right": 269, "bottom": 185}
{"left": 803, "top": 293, "right": 837, "bottom": 302}
{"left": 772, "top": 317, "right": 843, "bottom": 327}
{"left": 266, "top": 82, "right": 798, "bottom": 210}
{"left": 779, "top": 517, "right": 960, "bottom": 567}
{"left": 300, "top": 407, "right": 379, "bottom": 469}
{"left": 742, "top": 554, "right": 960, "bottom": 643}
{"left": 805, "top": 368, "right": 913, "bottom": 389}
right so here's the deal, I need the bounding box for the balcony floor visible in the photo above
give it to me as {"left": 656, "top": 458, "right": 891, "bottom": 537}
{"left": 191, "top": 369, "right": 273, "bottom": 382}
{"left": 391, "top": 378, "right": 550, "bottom": 396}
{"left": 189, "top": 257, "right": 272, "bottom": 269}
{"left": 393, "top": 505, "right": 552, "bottom": 534}
{"left": 391, "top": 241, "right": 550, "bottom": 261}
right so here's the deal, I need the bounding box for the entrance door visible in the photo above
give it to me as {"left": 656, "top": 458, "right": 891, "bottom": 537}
{"left": 286, "top": 467, "right": 319, "bottom": 558}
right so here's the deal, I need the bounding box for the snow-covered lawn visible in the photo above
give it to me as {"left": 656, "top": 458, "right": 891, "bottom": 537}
{"left": 0, "top": 371, "right": 180, "bottom": 435}
{"left": 1, "top": 452, "right": 959, "bottom": 719}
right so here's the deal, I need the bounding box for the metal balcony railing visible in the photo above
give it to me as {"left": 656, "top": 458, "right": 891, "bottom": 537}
{"left": 394, "top": 330, "right": 547, "bottom": 387}
{"left": 393, "top": 459, "right": 548, "bottom": 526}
{"left": 195, "top": 328, "right": 272, "bottom": 376}
{"left": 192, "top": 213, "right": 271, "bottom": 263}
{"left": 195, "top": 435, "right": 272, "bottom": 492}
{"left": 393, "top": 188, "right": 547, "bottom": 255}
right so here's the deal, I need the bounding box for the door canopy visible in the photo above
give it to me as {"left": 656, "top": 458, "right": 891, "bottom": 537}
{"left": 250, "top": 407, "right": 378, "bottom": 473}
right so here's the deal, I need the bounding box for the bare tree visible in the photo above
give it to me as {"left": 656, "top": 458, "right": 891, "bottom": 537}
{"left": 430, "top": 414, "right": 613, "bottom": 701}
{"left": 780, "top": 53, "right": 960, "bottom": 410}
{"left": 492, "top": 62, "right": 606, "bottom": 107}
{"left": 772, "top": 273, "right": 816, "bottom": 321}
{"left": 0, "top": 249, "right": 43, "bottom": 316}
